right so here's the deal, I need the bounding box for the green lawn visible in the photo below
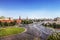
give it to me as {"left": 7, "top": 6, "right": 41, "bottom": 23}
{"left": 0, "top": 27, "right": 25, "bottom": 37}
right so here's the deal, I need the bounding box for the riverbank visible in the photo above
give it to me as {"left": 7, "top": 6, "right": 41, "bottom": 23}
{"left": 55, "top": 28, "right": 60, "bottom": 32}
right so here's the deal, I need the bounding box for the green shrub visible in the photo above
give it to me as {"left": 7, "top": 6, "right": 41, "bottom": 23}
{"left": 4, "top": 22, "right": 9, "bottom": 26}
{"left": 47, "top": 32, "right": 60, "bottom": 40}
{"left": 21, "top": 20, "right": 33, "bottom": 24}
{"left": 0, "top": 22, "right": 4, "bottom": 27}
{"left": 0, "top": 20, "right": 17, "bottom": 27}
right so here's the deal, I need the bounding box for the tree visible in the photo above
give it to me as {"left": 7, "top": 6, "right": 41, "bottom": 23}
{"left": 0, "top": 16, "right": 5, "bottom": 19}
{"left": 0, "top": 21, "right": 2, "bottom": 27}
{"left": 21, "top": 20, "right": 33, "bottom": 24}
{"left": 52, "top": 23, "right": 56, "bottom": 28}
{"left": 9, "top": 20, "right": 17, "bottom": 26}
{"left": 0, "top": 22, "right": 5, "bottom": 27}
{"left": 47, "top": 32, "right": 60, "bottom": 40}
{"left": 4, "top": 22, "right": 8, "bottom": 26}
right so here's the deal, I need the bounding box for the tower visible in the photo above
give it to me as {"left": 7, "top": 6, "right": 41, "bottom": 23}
{"left": 19, "top": 16, "right": 21, "bottom": 20}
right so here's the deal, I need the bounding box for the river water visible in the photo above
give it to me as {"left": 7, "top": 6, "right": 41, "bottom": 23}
{"left": 20, "top": 22, "right": 56, "bottom": 40}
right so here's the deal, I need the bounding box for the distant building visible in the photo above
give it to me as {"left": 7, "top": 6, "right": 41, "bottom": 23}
{"left": 16, "top": 16, "right": 21, "bottom": 24}
{"left": 0, "top": 17, "right": 13, "bottom": 23}
{"left": 43, "top": 17, "right": 60, "bottom": 24}
{"left": 0, "top": 17, "right": 22, "bottom": 24}
{"left": 54, "top": 17, "right": 60, "bottom": 24}
{"left": 54, "top": 17, "right": 60, "bottom": 21}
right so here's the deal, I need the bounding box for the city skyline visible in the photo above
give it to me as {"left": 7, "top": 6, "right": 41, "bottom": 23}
{"left": 0, "top": 0, "right": 60, "bottom": 19}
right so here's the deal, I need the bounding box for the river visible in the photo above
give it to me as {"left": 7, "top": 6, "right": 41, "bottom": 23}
{"left": 20, "top": 22, "right": 56, "bottom": 40}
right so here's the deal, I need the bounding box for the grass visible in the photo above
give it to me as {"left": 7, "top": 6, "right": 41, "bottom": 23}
{"left": 0, "top": 27, "right": 25, "bottom": 37}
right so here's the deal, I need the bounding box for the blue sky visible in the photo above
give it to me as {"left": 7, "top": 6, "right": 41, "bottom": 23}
{"left": 0, "top": 0, "right": 60, "bottom": 19}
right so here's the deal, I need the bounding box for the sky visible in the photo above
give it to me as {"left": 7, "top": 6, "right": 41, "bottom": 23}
{"left": 0, "top": 0, "right": 60, "bottom": 19}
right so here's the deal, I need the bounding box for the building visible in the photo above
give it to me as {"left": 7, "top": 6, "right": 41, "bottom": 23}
{"left": 0, "top": 17, "right": 21, "bottom": 24}
{"left": 54, "top": 17, "right": 60, "bottom": 24}
{"left": 16, "top": 16, "right": 21, "bottom": 24}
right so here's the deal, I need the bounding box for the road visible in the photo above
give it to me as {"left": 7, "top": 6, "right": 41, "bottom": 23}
{"left": 20, "top": 22, "right": 55, "bottom": 40}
